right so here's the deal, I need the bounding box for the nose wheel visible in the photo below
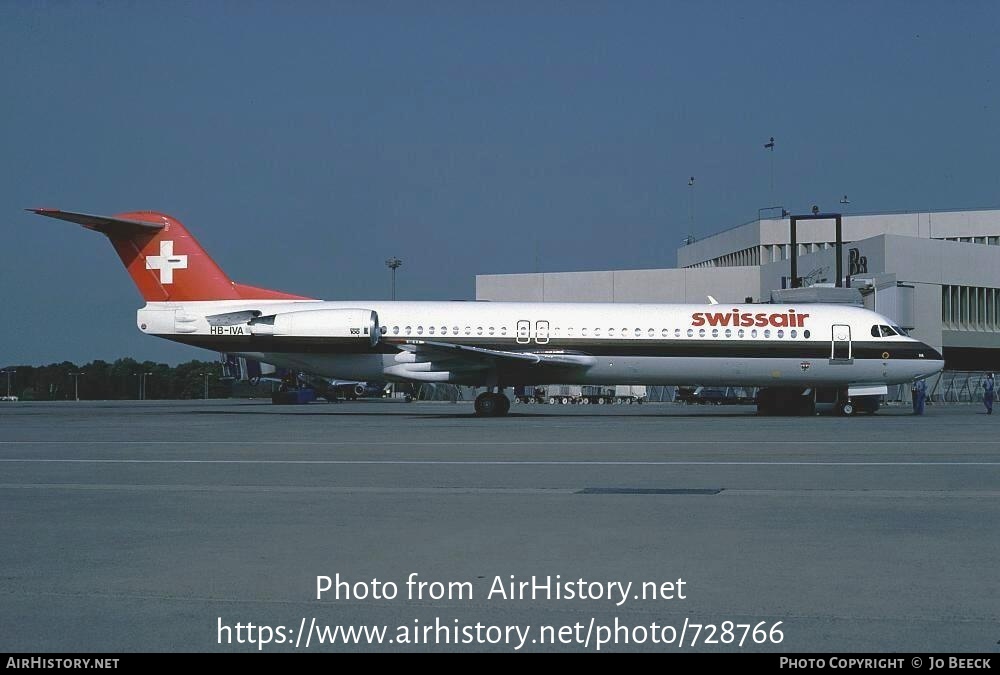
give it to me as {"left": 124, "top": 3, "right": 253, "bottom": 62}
{"left": 474, "top": 391, "right": 511, "bottom": 417}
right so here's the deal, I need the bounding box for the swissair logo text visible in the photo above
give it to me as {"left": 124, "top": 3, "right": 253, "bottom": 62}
{"left": 692, "top": 309, "right": 809, "bottom": 328}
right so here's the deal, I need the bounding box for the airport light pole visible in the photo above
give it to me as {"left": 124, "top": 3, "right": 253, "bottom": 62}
{"left": 69, "top": 372, "right": 85, "bottom": 401}
{"left": 199, "top": 372, "right": 209, "bottom": 400}
{"left": 385, "top": 257, "right": 402, "bottom": 300}
{"left": 687, "top": 176, "right": 695, "bottom": 240}
{"left": 2, "top": 369, "right": 15, "bottom": 398}
{"left": 382, "top": 257, "right": 402, "bottom": 399}
{"left": 764, "top": 136, "right": 775, "bottom": 204}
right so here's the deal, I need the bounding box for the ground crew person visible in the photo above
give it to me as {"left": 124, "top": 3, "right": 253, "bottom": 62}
{"left": 984, "top": 373, "right": 995, "bottom": 415}
{"left": 911, "top": 378, "right": 927, "bottom": 415}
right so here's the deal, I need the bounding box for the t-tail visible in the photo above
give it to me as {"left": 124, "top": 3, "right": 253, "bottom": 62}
{"left": 29, "top": 209, "right": 311, "bottom": 302}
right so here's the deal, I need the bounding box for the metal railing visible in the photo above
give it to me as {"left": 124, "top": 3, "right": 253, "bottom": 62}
{"left": 931, "top": 371, "right": 994, "bottom": 403}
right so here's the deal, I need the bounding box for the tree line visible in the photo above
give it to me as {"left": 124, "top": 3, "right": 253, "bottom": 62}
{"left": 0, "top": 358, "right": 244, "bottom": 401}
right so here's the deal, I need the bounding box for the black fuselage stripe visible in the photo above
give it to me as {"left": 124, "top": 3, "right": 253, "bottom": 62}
{"left": 164, "top": 335, "right": 929, "bottom": 360}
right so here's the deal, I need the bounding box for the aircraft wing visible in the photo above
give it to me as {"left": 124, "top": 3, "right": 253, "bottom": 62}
{"left": 397, "top": 340, "right": 596, "bottom": 368}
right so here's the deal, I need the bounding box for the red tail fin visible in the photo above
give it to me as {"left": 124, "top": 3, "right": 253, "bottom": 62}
{"left": 30, "top": 209, "right": 311, "bottom": 302}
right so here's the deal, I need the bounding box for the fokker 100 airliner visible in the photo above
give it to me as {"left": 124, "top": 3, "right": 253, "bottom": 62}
{"left": 32, "top": 208, "right": 944, "bottom": 416}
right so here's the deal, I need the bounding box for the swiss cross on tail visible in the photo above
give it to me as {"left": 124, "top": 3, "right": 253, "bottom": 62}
{"left": 145, "top": 241, "right": 188, "bottom": 284}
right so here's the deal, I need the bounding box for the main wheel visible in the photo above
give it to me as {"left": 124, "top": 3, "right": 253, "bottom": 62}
{"left": 496, "top": 394, "right": 511, "bottom": 416}
{"left": 475, "top": 393, "right": 499, "bottom": 416}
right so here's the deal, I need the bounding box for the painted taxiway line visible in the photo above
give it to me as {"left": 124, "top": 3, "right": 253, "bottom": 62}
{"left": 1, "top": 458, "right": 999, "bottom": 466}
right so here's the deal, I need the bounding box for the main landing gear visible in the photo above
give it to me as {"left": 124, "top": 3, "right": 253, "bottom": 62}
{"left": 474, "top": 390, "right": 511, "bottom": 417}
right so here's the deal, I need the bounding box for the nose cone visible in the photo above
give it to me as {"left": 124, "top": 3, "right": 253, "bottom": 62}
{"left": 918, "top": 343, "right": 945, "bottom": 376}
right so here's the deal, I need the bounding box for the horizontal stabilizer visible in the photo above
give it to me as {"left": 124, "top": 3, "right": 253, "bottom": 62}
{"left": 29, "top": 208, "right": 165, "bottom": 237}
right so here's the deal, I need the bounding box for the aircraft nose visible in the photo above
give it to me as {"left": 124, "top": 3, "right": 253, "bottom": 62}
{"left": 923, "top": 344, "right": 943, "bottom": 362}
{"left": 918, "top": 343, "right": 944, "bottom": 374}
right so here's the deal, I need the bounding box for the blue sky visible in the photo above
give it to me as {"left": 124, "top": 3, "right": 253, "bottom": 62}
{"left": 2, "top": 1, "right": 999, "bottom": 365}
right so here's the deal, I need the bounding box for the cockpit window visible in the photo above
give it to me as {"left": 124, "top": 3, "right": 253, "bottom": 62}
{"left": 872, "top": 324, "right": 900, "bottom": 337}
{"left": 891, "top": 325, "right": 908, "bottom": 336}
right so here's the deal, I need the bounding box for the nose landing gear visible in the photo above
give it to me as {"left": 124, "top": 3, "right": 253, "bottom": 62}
{"left": 837, "top": 395, "right": 879, "bottom": 416}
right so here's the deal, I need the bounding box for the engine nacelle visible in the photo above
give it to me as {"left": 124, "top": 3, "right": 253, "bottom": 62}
{"left": 250, "top": 308, "right": 380, "bottom": 347}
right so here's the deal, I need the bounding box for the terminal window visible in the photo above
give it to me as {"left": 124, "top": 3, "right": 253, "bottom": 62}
{"left": 942, "top": 284, "right": 1000, "bottom": 330}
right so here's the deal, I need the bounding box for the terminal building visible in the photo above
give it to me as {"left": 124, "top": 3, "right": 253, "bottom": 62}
{"left": 476, "top": 208, "right": 1000, "bottom": 398}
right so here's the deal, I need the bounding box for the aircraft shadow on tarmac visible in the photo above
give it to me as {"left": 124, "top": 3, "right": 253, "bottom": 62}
{"left": 185, "top": 409, "right": 762, "bottom": 419}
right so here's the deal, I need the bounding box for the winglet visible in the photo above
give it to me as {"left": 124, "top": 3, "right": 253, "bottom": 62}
{"left": 707, "top": 295, "right": 719, "bottom": 305}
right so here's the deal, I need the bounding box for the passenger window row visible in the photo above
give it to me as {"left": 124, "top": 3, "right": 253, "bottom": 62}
{"left": 380, "top": 325, "right": 813, "bottom": 339}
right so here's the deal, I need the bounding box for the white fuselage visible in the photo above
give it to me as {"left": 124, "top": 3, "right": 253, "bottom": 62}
{"left": 137, "top": 300, "right": 944, "bottom": 390}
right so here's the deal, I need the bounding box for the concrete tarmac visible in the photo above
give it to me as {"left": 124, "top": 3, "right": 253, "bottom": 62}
{"left": 1, "top": 399, "right": 998, "bottom": 653}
